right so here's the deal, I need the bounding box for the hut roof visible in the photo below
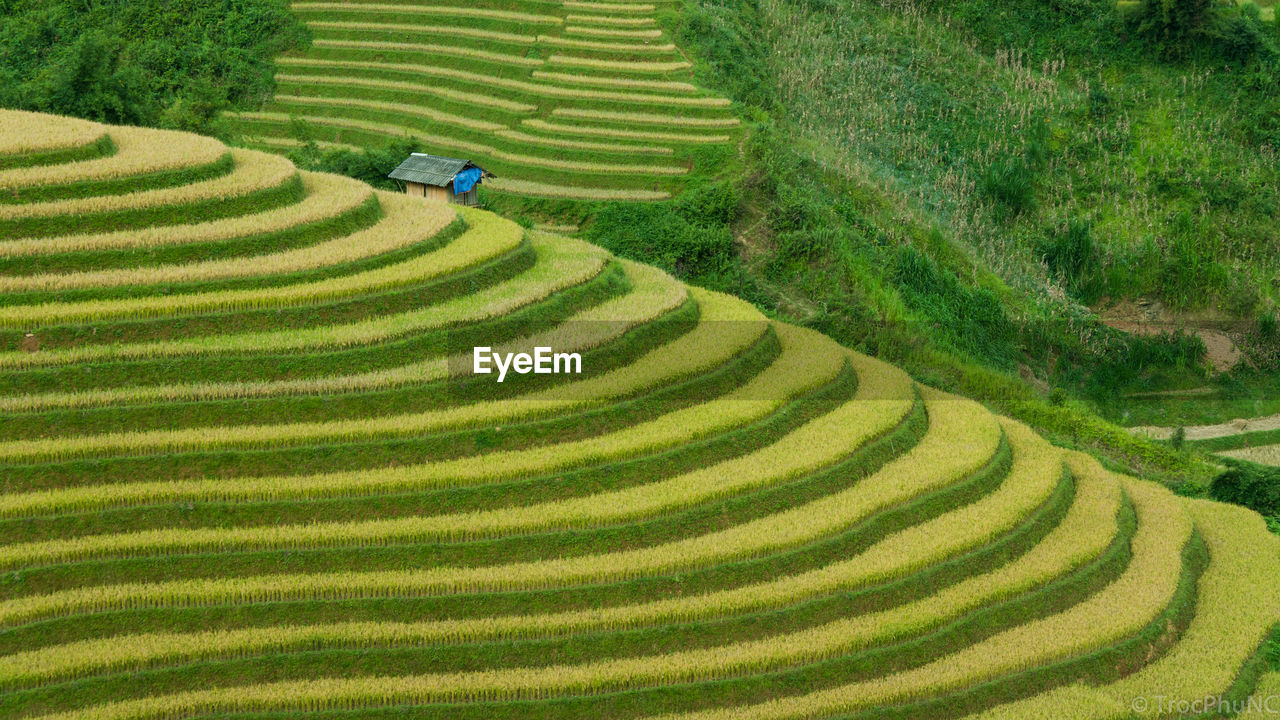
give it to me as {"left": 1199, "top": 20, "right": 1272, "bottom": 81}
{"left": 388, "top": 154, "right": 488, "bottom": 187}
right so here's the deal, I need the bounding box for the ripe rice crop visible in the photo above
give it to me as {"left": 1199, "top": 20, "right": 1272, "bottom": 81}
{"left": 3, "top": 111, "right": 1274, "bottom": 720}
{"left": 0, "top": 421, "right": 1103, "bottom": 688}
{"left": 249, "top": 136, "right": 362, "bottom": 153}
{"left": 0, "top": 326, "right": 849, "bottom": 519}
{"left": 272, "top": 95, "right": 510, "bottom": 132}
{"left": 0, "top": 260, "right": 678, "bottom": 461}
{"left": 565, "top": 26, "right": 664, "bottom": 39}
{"left": 0, "top": 109, "right": 105, "bottom": 156}
{"left": 311, "top": 38, "right": 544, "bottom": 67}
{"left": 275, "top": 73, "right": 535, "bottom": 112}
{"left": 1096, "top": 498, "right": 1280, "bottom": 716}
{"left": 0, "top": 290, "right": 762, "bottom": 441}
{"left": 564, "top": 1, "right": 656, "bottom": 12}
{"left": 0, "top": 389, "right": 997, "bottom": 625}
{"left": 535, "top": 35, "right": 677, "bottom": 53}
{"left": 0, "top": 150, "right": 295, "bottom": 224}
{"left": 531, "top": 71, "right": 698, "bottom": 93}
{"left": 0, "top": 244, "right": 624, "bottom": 412}
{"left": 306, "top": 19, "right": 536, "bottom": 44}
{"left": 292, "top": 2, "right": 562, "bottom": 25}
{"left": 0, "top": 200, "right": 518, "bottom": 334}
{"left": 1237, "top": 674, "right": 1280, "bottom": 720}
{"left": 546, "top": 55, "right": 692, "bottom": 72}
{"left": 495, "top": 130, "right": 672, "bottom": 155}
{"left": 564, "top": 14, "right": 656, "bottom": 26}
{"left": 640, "top": 477, "right": 1193, "bottom": 720}
{"left": 1218, "top": 443, "right": 1280, "bottom": 465}
{"left": 279, "top": 57, "right": 731, "bottom": 108}
{"left": 0, "top": 231, "right": 593, "bottom": 370}
{"left": 0, "top": 172, "right": 373, "bottom": 259}
{"left": 0, "top": 356, "right": 907, "bottom": 567}
{"left": 521, "top": 119, "right": 730, "bottom": 144}
{"left": 552, "top": 108, "right": 740, "bottom": 127}
{"left": 0, "top": 127, "right": 226, "bottom": 190}
{"left": 486, "top": 177, "right": 671, "bottom": 200}
{"left": 0, "top": 188, "right": 440, "bottom": 293}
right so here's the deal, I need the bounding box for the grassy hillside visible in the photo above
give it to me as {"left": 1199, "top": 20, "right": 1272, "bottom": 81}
{"left": 222, "top": 0, "right": 741, "bottom": 201}
{"left": 2, "top": 107, "right": 1278, "bottom": 719}
{"left": 674, "top": 0, "right": 1280, "bottom": 372}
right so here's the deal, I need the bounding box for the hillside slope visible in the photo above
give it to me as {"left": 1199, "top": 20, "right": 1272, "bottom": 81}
{"left": 2, "top": 109, "right": 1278, "bottom": 718}
{"left": 223, "top": 0, "right": 740, "bottom": 200}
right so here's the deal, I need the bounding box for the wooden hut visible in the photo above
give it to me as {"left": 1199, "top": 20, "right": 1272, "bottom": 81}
{"left": 388, "top": 153, "right": 490, "bottom": 206}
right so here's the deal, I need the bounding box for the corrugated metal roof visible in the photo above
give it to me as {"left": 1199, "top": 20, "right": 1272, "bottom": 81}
{"left": 388, "top": 153, "right": 481, "bottom": 187}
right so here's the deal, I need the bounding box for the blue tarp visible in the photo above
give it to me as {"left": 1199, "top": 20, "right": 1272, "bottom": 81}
{"left": 454, "top": 167, "right": 483, "bottom": 193}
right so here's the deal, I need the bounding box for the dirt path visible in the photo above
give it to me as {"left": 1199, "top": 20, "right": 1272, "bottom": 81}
{"left": 1098, "top": 298, "right": 1243, "bottom": 373}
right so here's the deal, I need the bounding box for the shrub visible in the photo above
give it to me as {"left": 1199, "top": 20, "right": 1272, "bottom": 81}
{"left": 1135, "top": 0, "right": 1216, "bottom": 54}
{"left": 1209, "top": 464, "right": 1280, "bottom": 518}
{"left": 587, "top": 201, "right": 736, "bottom": 280}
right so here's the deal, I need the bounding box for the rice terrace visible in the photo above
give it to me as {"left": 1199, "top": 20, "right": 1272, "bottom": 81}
{"left": 2, "top": 0, "right": 1280, "bottom": 719}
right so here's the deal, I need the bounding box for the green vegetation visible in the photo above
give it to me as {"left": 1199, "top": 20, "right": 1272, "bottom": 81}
{"left": 4, "top": 0, "right": 1280, "bottom": 713}
{"left": 0, "top": 0, "right": 308, "bottom": 132}
{"left": 0, "top": 108, "right": 1275, "bottom": 720}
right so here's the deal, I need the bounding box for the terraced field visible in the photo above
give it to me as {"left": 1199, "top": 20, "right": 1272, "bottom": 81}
{"left": 3, "top": 109, "right": 1279, "bottom": 719}
{"left": 1131, "top": 416, "right": 1280, "bottom": 468}
{"left": 223, "top": 0, "right": 740, "bottom": 201}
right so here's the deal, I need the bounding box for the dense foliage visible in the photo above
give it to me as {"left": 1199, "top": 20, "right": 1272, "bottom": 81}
{"left": 1211, "top": 462, "right": 1280, "bottom": 518}
{"left": 0, "top": 0, "right": 308, "bottom": 132}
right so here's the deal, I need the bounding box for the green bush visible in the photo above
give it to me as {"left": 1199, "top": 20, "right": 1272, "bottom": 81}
{"left": 1039, "top": 218, "right": 1101, "bottom": 299}
{"left": 587, "top": 199, "right": 736, "bottom": 279}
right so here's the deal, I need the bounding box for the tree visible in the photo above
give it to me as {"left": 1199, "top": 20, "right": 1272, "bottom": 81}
{"left": 1136, "top": 0, "right": 1217, "bottom": 55}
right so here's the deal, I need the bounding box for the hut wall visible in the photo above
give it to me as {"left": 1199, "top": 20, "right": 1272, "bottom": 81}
{"left": 455, "top": 187, "right": 479, "bottom": 206}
